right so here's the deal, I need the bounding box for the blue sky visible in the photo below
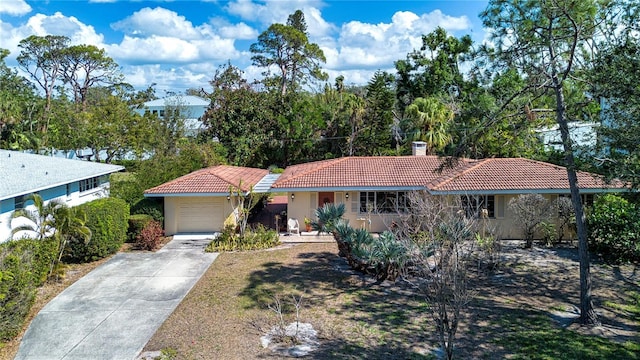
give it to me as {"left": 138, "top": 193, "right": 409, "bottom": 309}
{"left": 1, "top": 0, "right": 489, "bottom": 94}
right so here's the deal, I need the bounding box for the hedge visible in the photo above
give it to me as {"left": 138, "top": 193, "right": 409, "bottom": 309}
{"left": 0, "top": 238, "right": 57, "bottom": 340}
{"left": 66, "top": 198, "right": 130, "bottom": 263}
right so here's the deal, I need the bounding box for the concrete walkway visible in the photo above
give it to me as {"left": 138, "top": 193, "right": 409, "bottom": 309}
{"left": 15, "top": 235, "right": 218, "bottom": 360}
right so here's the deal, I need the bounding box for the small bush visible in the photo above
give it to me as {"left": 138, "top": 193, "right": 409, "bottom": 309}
{"left": 588, "top": 194, "right": 640, "bottom": 263}
{"left": 206, "top": 224, "right": 279, "bottom": 252}
{"left": 131, "top": 198, "right": 164, "bottom": 223}
{"left": 135, "top": 220, "right": 164, "bottom": 251}
{"left": 128, "top": 214, "right": 153, "bottom": 243}
{"left": 66, "top": 198, "right": 130, "bottom": 263}
{"left": 0, "top": 238, "right": 57, "bottom": 341}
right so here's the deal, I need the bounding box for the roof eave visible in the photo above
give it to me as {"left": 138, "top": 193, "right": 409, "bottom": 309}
{"left": 0, "top": 165, "right": 124, "bottom": 202}
{"left": 428, "top": 187, "right": 629, "bottom": 196}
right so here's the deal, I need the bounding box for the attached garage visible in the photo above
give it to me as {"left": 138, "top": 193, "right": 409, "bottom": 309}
{"left": 144, "top": 165, "right": 270, "bottom": 236}
{"left": 176, "top": 197, "right": 224, "bottom": 233}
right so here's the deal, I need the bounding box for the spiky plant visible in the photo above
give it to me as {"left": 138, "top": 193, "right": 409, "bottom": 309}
{"left": 311, "top": 203, "right": 345, "bottom": 234}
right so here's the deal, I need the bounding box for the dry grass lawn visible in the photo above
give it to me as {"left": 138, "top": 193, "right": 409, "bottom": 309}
{"left": 144, "top": 241, "right": 639, "bottom": 359}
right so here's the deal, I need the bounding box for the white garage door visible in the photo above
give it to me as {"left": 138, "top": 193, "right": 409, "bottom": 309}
{"left": 176, "top": 198, "right": 224, "bottom": 233}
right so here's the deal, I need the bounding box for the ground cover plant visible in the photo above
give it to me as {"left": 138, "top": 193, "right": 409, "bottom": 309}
{"left": 144, "top": 241, "right": 639, "bottom": 359}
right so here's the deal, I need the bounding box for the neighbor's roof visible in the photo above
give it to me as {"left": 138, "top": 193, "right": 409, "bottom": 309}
{"left": 0, "top": 150, "right": 124, "bottom": 201}
{"left": 142, "top": 95, "right": 209, "bottom": 108}
{"left": 272, "top": 156, "right": 626, "bottom": 194}
{"left": 271, "top": 156, "right": 472, "bottom": 191}
{"left": 428, "top": 158, "right": 626, "bottom": 194}
{"left": 144, "top": 165, "right": 269, "bottom": 196}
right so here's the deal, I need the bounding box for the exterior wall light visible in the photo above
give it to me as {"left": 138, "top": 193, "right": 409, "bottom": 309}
{"left": 345, "top": 192, "right": 349, "bottom": 199}
{"left": 227, "top": 195, "right": 231, "bottom": 201}
{"left": 291, "top": 193, "right": 295, "bottom": 200}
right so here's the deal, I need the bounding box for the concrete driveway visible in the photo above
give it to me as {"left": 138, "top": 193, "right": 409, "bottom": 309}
{"left": 15, "top": 235, "right": 218, "bottom": 360}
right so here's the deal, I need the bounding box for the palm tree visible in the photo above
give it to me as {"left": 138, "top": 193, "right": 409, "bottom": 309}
{"left": 12, "top": 193, "right": 91, "bottom": 276}
{"left": 405, "top": 97, "right": 454, "bottom": 154}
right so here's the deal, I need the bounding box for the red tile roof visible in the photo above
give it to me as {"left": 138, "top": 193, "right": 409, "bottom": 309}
{"left": 272, "top": 156, "right": 625, "bottom": 193}
{"left": 428, "top": 158, "right": 624, "bottom": 193}
{"left": 272, "top": 156, "right": 471, "bottom": 189}
{"left": 144, "top": 165, "right": 268, "bottom": 195}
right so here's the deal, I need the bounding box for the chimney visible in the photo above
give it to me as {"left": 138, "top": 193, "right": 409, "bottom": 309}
{"left": 412, "top": 141, "right": 427, "bottom": 156}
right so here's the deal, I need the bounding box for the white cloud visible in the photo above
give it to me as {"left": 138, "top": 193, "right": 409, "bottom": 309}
{"left": 122, "top": 64, "right": 213, "bottom": 94}
{"left": 225, "top": 0, "right": 332, "bottom": 36}
{"left": 111, "top": 7, "right": 204, "bottom": 40}
{"left": 327, "top": 10, "right": 472, "bottom": 70}
{"left": 214, "top": 21, "right": 258, "bottom": 40}
{"left": 0, "top": 12, "right": 104, "bottom": 58}
{"left": 0, "top": 0, "right": 31, "bottom": 16}
{"left": 105, "top": 35, "right": 238, "bottom": 64}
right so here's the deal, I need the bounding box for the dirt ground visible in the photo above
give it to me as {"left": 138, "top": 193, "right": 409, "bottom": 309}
{"left": 2, "top": 239, "right": 637, "bottom": 359}
{"left": 144, "top": 241, "right": 639, "bottom": 359}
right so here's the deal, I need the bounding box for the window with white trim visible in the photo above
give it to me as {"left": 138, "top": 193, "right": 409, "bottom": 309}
{"left": 461, "top": 195, "right": 495, "bottom": 218}
{"left": 359, "top": 191, "right": 407, "bottom": 213}
{"left": 79, "top": 175, "right": 108, "bottom": 193}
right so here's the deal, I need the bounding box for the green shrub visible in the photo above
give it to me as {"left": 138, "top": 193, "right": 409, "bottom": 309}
{"left": 66, "top": 198, "right": 130, "bottom": 263}
{"left": 588, "top": 194, "right": 640, "bottom": 263}
{"left": 135, "top": 220, "right": 164, "bottom": 251}
{"left": 128, "top": 214, "right": 153, "bottom": 243}
{"left": 205, "top": 224, "right": 279, "bottom": 252}
{"left": 0, "top": 238, "right": 57, "bottom": 340}
{"left": 131, "top": 198, "right": 164, "bottom": 223}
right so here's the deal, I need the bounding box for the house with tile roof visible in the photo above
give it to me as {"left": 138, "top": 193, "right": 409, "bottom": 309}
{"left": 0, "top": 150, "right": 124, "bottom": 242}
{"left": 144, "top": 142, "right": 626, "bottom": 239}
{"left": 271, "top": 143, "right": 626, "bottom": 239}
{"left": 145, "top": 165, "right": 270, "bottom": 235}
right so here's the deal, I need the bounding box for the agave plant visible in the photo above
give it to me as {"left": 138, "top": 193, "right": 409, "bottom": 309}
{"left": 333, "top": 220, "right": 354, "bottom": 258}
{"left": 311, "top": 203, "right": 345, "bottom": 234}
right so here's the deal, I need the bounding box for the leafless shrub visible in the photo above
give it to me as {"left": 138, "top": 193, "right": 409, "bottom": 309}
{"left": 394, "top": 191, "right": 478, "bottom": 360}
{"left": 508, "top": 194, "right": 552, "bottom": 248}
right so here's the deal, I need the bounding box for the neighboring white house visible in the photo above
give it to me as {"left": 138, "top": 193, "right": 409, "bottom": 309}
{"left": 133, "top": 95, "right": 210, "bottom": 137}
{"left": 537, "top": 122, "right": 599, "bottom": 152}
{"left": 0, "top": 150, "right": 124, "bottom": 242}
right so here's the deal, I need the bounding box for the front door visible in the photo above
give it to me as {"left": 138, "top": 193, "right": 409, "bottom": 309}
{"left": 318, "top": 192, "right": 335, "bottom": 208}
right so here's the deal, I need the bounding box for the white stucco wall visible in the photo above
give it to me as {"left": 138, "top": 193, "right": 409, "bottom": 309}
{"left": 0, "top": 182, "right": 111, "bottom": 243}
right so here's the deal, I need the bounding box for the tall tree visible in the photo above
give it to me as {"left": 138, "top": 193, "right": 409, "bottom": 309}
{"left": 250, "top": 10, "right": 327, "bottom": 96}
{"left": 60, "top": 44, "right": 122, "bottom": 110}
{"left": 590, "top": 14, "right": 640, "bottom": 188}
{"left": 355, "top": 71, "right": 396, "bottom": 155}
{"left": 481, "top": 0, "right": 608, "bottom": 325}
{"left": 395, "top": 27, "right": 472, "bottom": 113}
{"left": 201, "top": 63, "right": 276, "bottom": 167}
{"left": 404, "top": 97, "right": 454, "bottom": 154}
{"left": 0, "top": 49, "right": 42, "bottom": 150}
{"left": 17, "top": 35, "right": 69, "bottom": 122}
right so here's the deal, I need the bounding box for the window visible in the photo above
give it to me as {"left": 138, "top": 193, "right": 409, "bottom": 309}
{"left": 559, "top": 193, "right": 594, "bottom": 207}
{"left": 359, "top": 191, "right": 407, "bottom": 213}
{"left": 79, "top": 176, "right": 103, "bottom": 192}
{"left": 14, "top": 195, "right": 26, "bottom": 209}
{"left": 461, "top": 195, "right": 495, "bottom": 218}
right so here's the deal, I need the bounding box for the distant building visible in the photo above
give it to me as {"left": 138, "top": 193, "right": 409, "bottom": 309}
{"left": 0, "top": 150, "right": 123, "bottom": 242}
{"left": 133, "top": 95, "right": 210, "bottom": 137}
{"left": 536, "top": 122, "right": 598, "bottom": 153}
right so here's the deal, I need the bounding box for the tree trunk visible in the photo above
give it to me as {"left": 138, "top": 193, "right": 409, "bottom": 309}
{"left": 552, "top": 73, "right": 600, "bottom": 326}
